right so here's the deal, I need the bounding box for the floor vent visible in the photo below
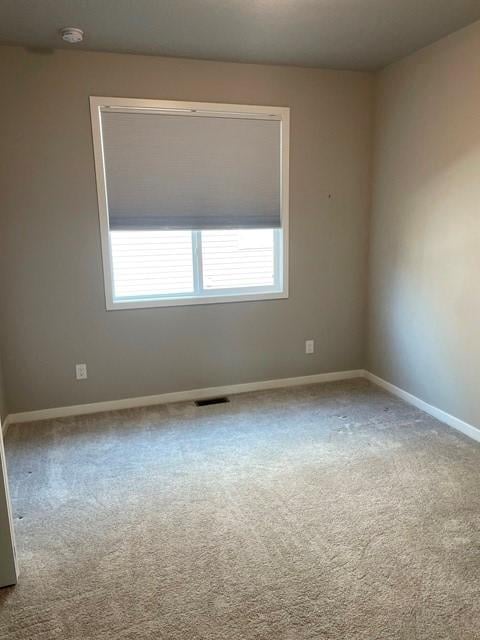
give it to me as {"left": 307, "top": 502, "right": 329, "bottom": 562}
{"left": 195, "top": 397, "right": 230, "bottom": 407}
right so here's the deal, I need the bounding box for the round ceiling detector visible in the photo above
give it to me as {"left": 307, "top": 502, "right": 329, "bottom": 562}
{"left": 59, "top": 27, "right": 84, "bottom": 44}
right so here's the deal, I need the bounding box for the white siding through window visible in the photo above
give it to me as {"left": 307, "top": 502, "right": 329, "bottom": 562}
{"left": 111, "top": 230, "right": 194, "bottom": 299}
{"left": 201, "top": 229, "right": 275, "bottom": 290}
{"left": 110, "top": 229, "right": 277, "bottom": 300}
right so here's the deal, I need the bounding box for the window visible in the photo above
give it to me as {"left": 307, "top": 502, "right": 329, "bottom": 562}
{"left": 90, "top": 97, "right": 289, "bottom": 309}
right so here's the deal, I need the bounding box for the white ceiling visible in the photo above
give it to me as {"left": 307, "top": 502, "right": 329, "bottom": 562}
{"left": 1, "top": 0, "right": 480, "bottom": 71}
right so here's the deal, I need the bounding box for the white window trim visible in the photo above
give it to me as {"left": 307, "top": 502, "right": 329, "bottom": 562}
{"left": 89, "top": 96, "right": 290, "bottom": 310}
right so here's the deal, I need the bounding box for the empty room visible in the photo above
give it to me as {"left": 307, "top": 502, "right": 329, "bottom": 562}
{"left": 1, "top": 1, "right": 480, "bottom": 638}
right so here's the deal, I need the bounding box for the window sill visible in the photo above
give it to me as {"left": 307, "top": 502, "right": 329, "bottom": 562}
{"left": 106, "top": 290, "right": 288, "bottom": 311}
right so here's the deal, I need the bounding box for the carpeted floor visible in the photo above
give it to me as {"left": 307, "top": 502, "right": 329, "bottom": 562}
{"left": 1, "top": 379, "right": 479, "bottom": 639}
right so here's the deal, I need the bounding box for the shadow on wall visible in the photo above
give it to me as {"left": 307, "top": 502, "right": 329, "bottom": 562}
{"left": 368, "top": 22, "right": 480, "bottom": 425}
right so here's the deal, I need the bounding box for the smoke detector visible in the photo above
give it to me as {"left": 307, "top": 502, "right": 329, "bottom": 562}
{"left": 59, "top": 27, "right": 84, "bottom": 44}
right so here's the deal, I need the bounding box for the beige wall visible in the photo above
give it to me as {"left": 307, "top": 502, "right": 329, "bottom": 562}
{"left": 368, "top": 21, "right": 480, "bottom": 426}
{"left": 0, "top": 45, "right": 373, "bottom": 413}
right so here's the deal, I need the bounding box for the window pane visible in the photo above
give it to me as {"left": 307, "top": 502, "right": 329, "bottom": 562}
{"left": 201, "top": 229, "right": 276, "bottom": 290}
{"left": 110, "top": 230, "right": 194, "bottom": 299}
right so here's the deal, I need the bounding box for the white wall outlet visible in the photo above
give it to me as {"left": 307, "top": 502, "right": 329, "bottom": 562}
{"left": 75, "top": 363, "right": 87, "bottom": 380}
{"left": 305, "top": 339, "right": 315, "bottom": 355}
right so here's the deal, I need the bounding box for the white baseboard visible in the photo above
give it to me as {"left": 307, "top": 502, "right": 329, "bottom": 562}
{"left": 365, "top": 371, "right": 480, "bottom": 444}
{"left": 7, "top": 369, "right": 480, "bottom": 445}
{"left": 6, "top": 369, "right": 365, "bottom": 426}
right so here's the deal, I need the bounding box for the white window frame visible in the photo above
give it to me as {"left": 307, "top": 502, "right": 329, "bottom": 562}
{"left": 90, "top": 96, "right": 290, "bottom": 310}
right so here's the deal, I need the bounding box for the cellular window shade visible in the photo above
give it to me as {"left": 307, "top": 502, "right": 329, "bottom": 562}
{"left": 101, "top": 111, "right": 281, "bottom": 231}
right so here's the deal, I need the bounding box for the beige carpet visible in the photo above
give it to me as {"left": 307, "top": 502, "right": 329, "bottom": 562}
{"left": 1, "top": 379, "right": 479, "bottom": 639}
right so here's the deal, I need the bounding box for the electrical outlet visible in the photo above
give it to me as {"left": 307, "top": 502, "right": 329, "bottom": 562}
{"left": 305, "top": 339, "right": 314, "bottom": 355}
{"left": 75, "top": 363, "right": 87, "bottom": 380}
